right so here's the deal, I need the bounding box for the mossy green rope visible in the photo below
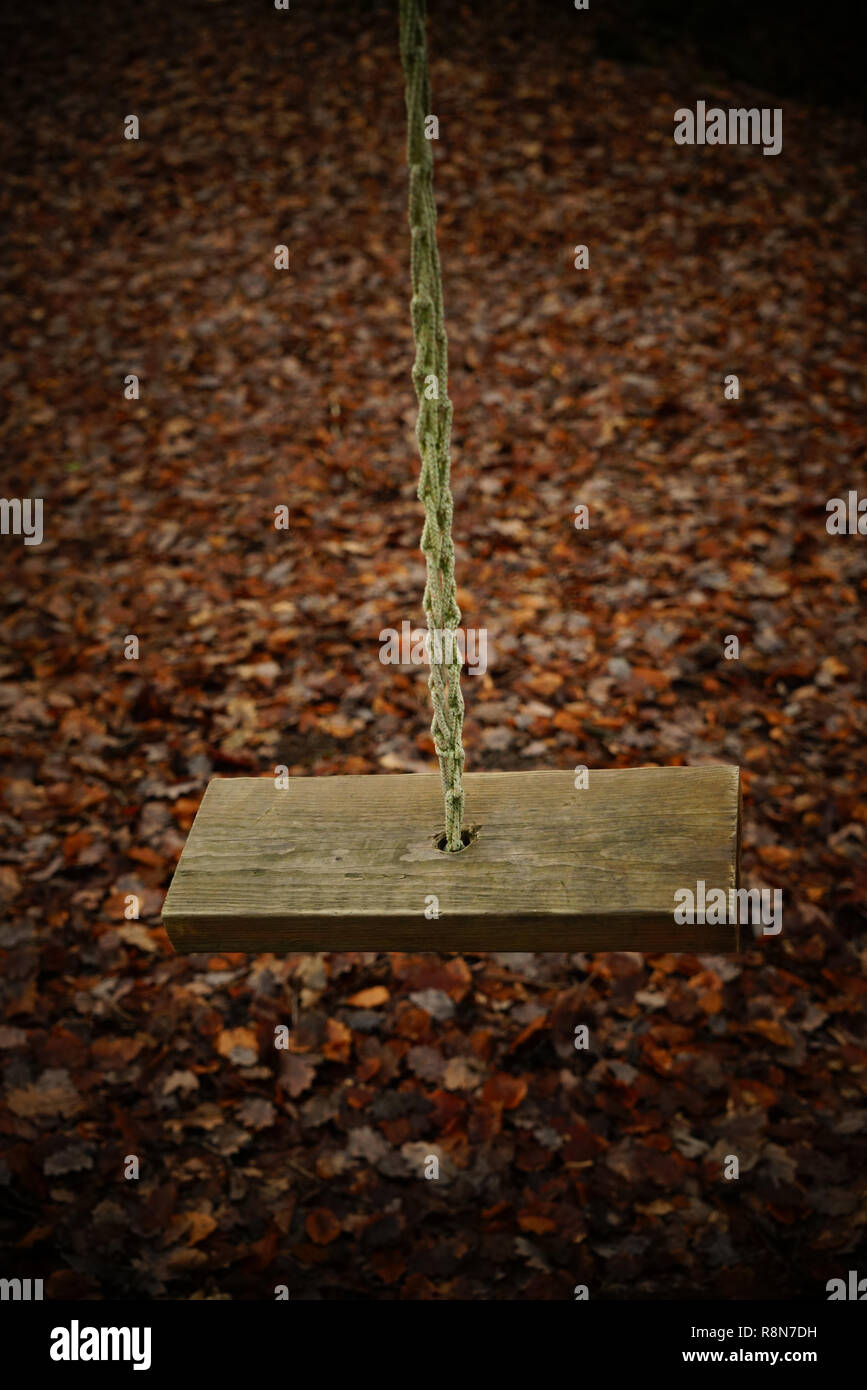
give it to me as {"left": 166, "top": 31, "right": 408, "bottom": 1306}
{"left": 399, "top": 0, "right": 466, "bottom": 852}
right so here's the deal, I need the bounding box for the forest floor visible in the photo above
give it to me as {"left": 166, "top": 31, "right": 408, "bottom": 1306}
{"left": 1, "top": 0, "right": 865, "bottom": 1297}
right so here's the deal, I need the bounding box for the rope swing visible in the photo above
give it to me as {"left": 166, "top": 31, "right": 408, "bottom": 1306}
{"left": 399, "top": 0, "right": 466, "bottom": 852}
{"left": 161, "top": 1, "right": 743, "bottom": 959}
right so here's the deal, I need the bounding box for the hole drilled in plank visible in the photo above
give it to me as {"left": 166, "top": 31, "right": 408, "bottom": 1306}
{"left": 435, "top": 825, "right": 479, "bottom": 853}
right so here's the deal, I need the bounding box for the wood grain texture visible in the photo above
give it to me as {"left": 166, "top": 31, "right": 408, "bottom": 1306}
{"left": 161, "top": 766, "right": 741, "bottom": 953}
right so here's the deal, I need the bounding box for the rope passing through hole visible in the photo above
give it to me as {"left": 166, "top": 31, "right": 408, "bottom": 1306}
{"left": 399, "top": 0, "right": 466, "bottom": 852}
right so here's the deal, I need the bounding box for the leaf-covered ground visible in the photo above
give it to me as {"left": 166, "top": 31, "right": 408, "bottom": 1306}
{"left": 1, "top": 0, "right": 865, "bottom": 1298}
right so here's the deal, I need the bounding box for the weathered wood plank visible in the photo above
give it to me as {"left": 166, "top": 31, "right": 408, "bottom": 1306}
{"left": 161, "top": 766, "right": 741, "bottom": 953}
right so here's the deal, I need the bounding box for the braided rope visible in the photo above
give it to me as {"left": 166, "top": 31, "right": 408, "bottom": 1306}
{"left": 399, "top": 0, "right": 466, "bottom": 851}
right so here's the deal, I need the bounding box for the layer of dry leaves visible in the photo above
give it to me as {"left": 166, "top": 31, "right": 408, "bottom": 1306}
{"left": 1, "top": 0, "right": 865, "bottom": 1297}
